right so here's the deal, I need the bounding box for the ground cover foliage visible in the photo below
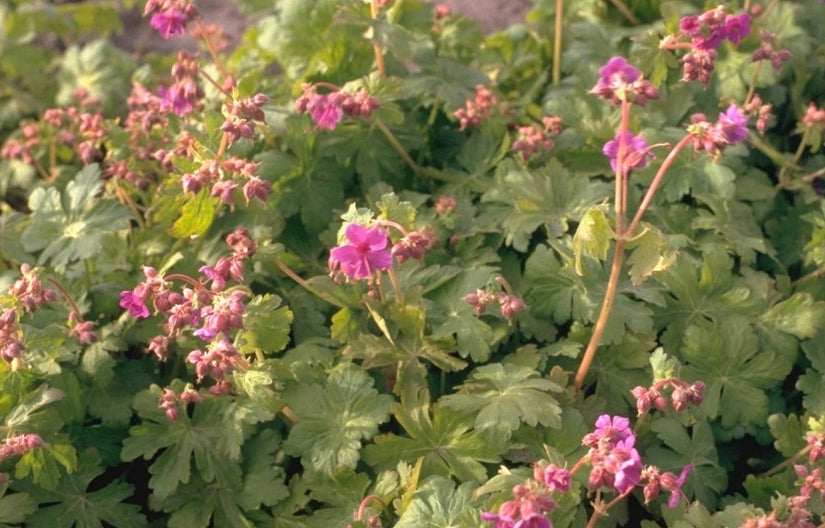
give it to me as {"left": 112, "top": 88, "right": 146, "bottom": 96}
{"left": 1, "top": 0, "right": 825, "bottom": 526}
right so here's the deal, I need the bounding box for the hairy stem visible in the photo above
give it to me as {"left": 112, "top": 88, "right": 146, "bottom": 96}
{"left": 553, "top": 0, "right": 563, "bottom": 85}
{"left": 626, "top": 134, "right": 692, "bottom": 236}
{"left": 609, "top": 0, "right": 640, "bottom": 25}
{"left": 272, "top": 257, "right": 347, "bottom": 308}
{"left": 195, "top": 18, "right": 229, "bottom": 80}
{"left": 744, "top": 60, "right": 763, "bottom": 106}
{"left": 374, "top": 119, "right": 423, "bottom": 176}
{"left": 585, "top": 489, "right": 634, "bottom": 528}
{"left": 573, "top": 238, "right": 627, "bottom": 389}
{"left": 370, "top": 0, "right": 387, "bottom": 78}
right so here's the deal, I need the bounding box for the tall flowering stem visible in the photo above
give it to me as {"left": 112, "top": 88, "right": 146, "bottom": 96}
{"left": 552, "top": 0, "right": 563, "bottom": 85}
{"left": 370, "top": 0, "right": 387, "bottom": 79}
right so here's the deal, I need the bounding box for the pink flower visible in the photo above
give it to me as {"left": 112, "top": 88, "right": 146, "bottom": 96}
{"left": 150, "top": 11, "right": 187, "bottom": 39}
{"left": 663, "top": 464, "right": 692, "bottom": 508}
{"left": 602, "top": 131, "right": 654, "bottom": 176}
{"left": 329, "top": 224, "right": 393, "bottom": 280}
{"left": 309, "top": 95, "right": 343, "bottom": 131}
{"left": 120, "top": 291, "right": 150, "bottom": 318}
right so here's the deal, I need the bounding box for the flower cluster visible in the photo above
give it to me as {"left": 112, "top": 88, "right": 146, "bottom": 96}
{"left": 0, "top": 310, "right": 23, "bottom": 364}
{"left": 686, "top": 104, "right": 749, "bottom": 159}
{"left": 803, "top": 103, "right": 825, "bottom": 130}
{"left": 329, "top": 221, "right": 434, "bottom": 283}
{"left": 1, "top": 89, "right": 105, "bottom": 169}
{"left": 481, "top": 464, "right": 571, "bottom": 528}
{"left": 179, "top": 155, "right": 270, "bottom": 207}
{"left": 295, "top": 84, "right": 380, "bottom": 131}
{"left": 158, "top": 51, "right": 204, "bottom": 117}
{"left": 583, "top": 415, "right": 642, "bottom": 495}
{"left": 512, "top": 116, "right": 563, "bottom": 160}
{"left": 143, "top": 0, "right": 198, "bottom": 39}
{"left": 661, "top": 6, "right": 751, "bottom": 85}
{"left": 221, "top": 92, "right": 269, "bottom": 145}
{"left": 158, "top": 385, "right": 203, "bottom": 421}
{"left": 0, "top": 433, "right": 44, "bottom": 462}
{"left": 631, "top": 378, "right": 705, "bottom": 416}
{"left": 120, "top": 227, "right": 256, "bottom": 367}
{"left": 589, "top": 57, "right": 659, "bottom": 107}
{"left": 743, "top": 95, "right": 775, "bottom": 134}
{"left": 463, "top": 276, "right": 526, "bottom": 324}
{"left": 602, "top": 131, "right": 655, "bottom": 176}
{"left": 8, "top": 264, "right": 56, "bottom": 313}
{"left": 454, "top": 84, "right": 498, "bottom": 130}
{"left": 752, "top": 31, "right": 792, "bottom": 72}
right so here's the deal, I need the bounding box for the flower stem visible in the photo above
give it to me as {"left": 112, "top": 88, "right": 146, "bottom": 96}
{"left": 778, "top": 128, "right": 810, "bottom": 189}
{"left": 585, "top": 489, "right": 633, "bottom": 528}
{"left": 793, "top": 264, "right": 825, "bottom": 287}
{"left": 164, "top": 273, "right": 205, "bottom": 291}
{"left": 386, "top": 267, "right": 404, "bottom": 305}
{"left": 744, "top": 60, "right": 763, "bottom": 106}
{"left": 45, "top": 277, "right": 82, "bottom": 316}
{"left": 608, "top": 0, "right": 640, "bottom": 25}
{"left": 552, "top": 0, "right": 563, "bottom": 85}
{"left": 272, "top": 257, "right": 348, "bottom": 308}
{"left": 759, "top": 444, "right": 811, "bottom": 477}
{"left": 374, "top": 119, "right": 423, "bottom": 176}
{"left": 195, "top": 18, "right": 229, "bottom": 80}
{"left": 573, "top": 238, "right": 627, "bottom": 389}
{"left": 370, "top": 0, "right": 387, "bottom": 78}
{"left": 626, "top": 134, "right": 692, "bottom": 236}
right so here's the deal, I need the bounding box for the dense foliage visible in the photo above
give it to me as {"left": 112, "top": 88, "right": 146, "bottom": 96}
{"left": 2, "top": 0, "right": 825, "bottom": 526}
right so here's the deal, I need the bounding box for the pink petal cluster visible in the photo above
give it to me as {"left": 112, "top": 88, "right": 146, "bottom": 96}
{"left": 589, "top": 57, "right": 659, "bottom": 107}
{"left": 143, "top": 0, "right": 198, "bottom": 39}
{"left": 602, "top": 131, "right": 655, "bottom": 176}
{"left": 687, "top": 104, "right": 749, "bottom": 158}
{"left": 329, "top": 224, "right": 393, "bottom": 280}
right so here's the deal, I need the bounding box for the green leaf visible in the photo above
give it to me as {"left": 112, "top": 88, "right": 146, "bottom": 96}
{"left": 394, "top": 476, "right": 479, "bottom": 528}
{"left": 647, "top": 418, "right": 727, "bottom": 511}
{"left": 283, "top": 364, "right": 393, "bottom": 475}
{"left": 680, "top": 319, "right": 791, "bottom": 429}
{"left": 429, "top": 267, "right": 500, "bottom": 363}
{"left": 22, "top": 164, "right": 131, "bottom": 271}
{"left": 121, "top": 385, "right": 242, "bottom": 501}
{"left": 767, "top": 413, "right": 806, "bottom": 458}
{"left": 481, "top": 159, "right": 608, "bottom": 251}
{"left": 376, "top": 192, "right": 417, "bottom": 230}
{"left": 760, "top": 292, "right": 825, "bottom": 340}
{"left": 625, "top": 225, "right": 676, "bottom": 286}
{"left": 169, "top": 189, "right": 218, "bottom": 239}
{"left": 439, "top": 363, "right": 563, "bottom": 442}
{"left": 363, "top": 382, "right": 501, "bottom": 483}
{"left": 572, "top": 204, "right": 611, "bottom": 275}
{"left": 16, "top": 449, "right": 145, "bottom": 528}
{"left": 649, "top": 347, "right": 681, "bottom": 382}
{"left": 236, "top": 294, "right": 294, "bottom": 355}
{"left": 3, "top": 385, "right": 64, "bottom": 428}
{"left": 0, "top": 490, "right": 36, "bottom": 525}
{"left": 654, "top": 249, "right": 766, "bottom": 352}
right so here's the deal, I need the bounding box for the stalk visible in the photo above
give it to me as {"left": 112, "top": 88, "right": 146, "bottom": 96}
{"left": 370, "top": 0, "right": 387, "bottom": 78}
{"left": 553, "top": 0, "right": 563, "bottom": 85}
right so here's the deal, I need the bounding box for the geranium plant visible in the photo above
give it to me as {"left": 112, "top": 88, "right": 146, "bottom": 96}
{"left": 1, "top": 0, "right": 825, "bottom": 526}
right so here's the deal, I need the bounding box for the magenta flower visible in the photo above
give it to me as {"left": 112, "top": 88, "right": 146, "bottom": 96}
{"left": 717, "top": 104, "right": 749, "bottom": 143}
{"left": 602, "top": 131, "right": 654, "bottom": 176}
{"left": 663, "top": 464, "right": 693, "bottom": 508}
{"left": 724, "top": 13, "right": 751, "bottom": 45}
{"left": 590, "top": 57, "right": 658, "bottom": 106}
{"left": 329, "top": 224, "right": 393, "bottom": 280}
{"left": 120, "top": 291, "right": 150, "bottom": 318}
{"left": 309, "top": 95, "right": 343, "bottom": 131}
{"left": 150, "top": 11, "right": 187, "bottom": 39}
{"left": 158, "top": 84, "right": 194, "bottom": 117}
